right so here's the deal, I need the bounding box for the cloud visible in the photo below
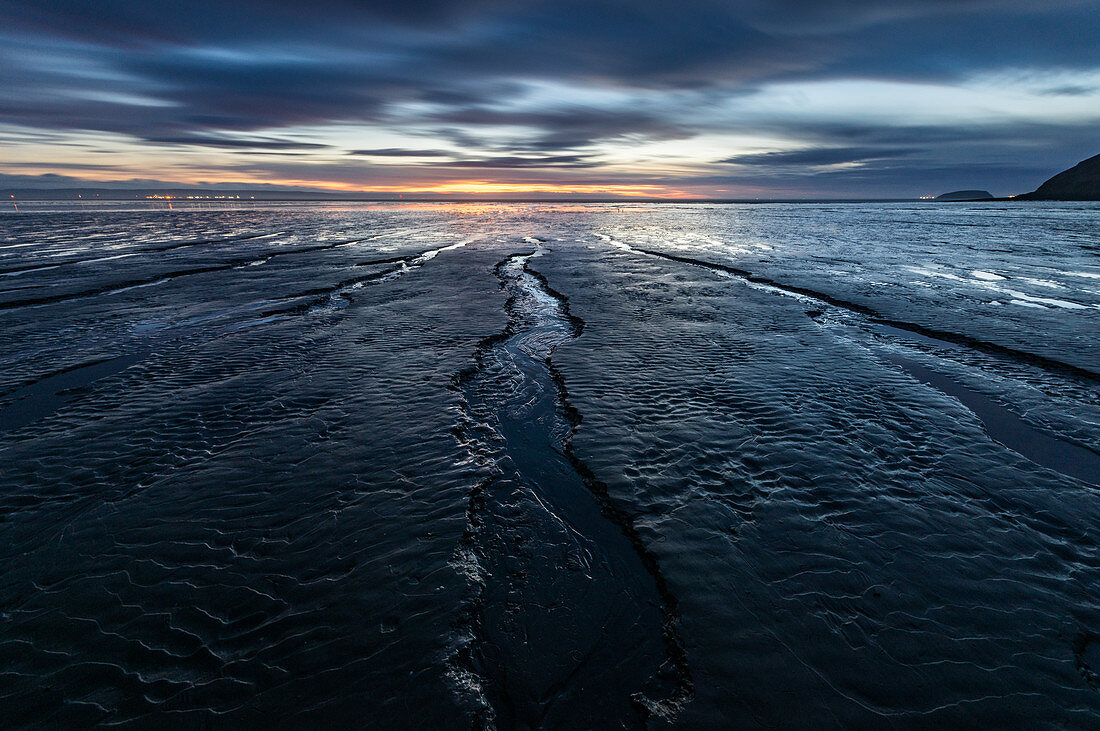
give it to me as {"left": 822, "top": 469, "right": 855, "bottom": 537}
{"left": 349, "top": 148, "right": 452, "bottom": 157}
{"left": 148, "top": 135, "right": 332, "bottom": 150}
{"left": 719, "top": 147, "right": 917, "bottom": 167}
{"left": 1037, "top": 84, "right": 1096, "bottom": 96}
{"left": 0, "top": 0, "right": 1097, "bottom": 196}
{"left": 440, "top": 155, "right": 598, "bottom": 168}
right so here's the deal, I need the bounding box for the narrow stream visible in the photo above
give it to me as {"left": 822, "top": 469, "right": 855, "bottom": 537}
{"left": 598, "top": 232, "right": 1100, "bottom": 490}
{"left": 883, "top": 352, "right": 1100, "bottom": 486}
{"left": 451, "top": 249, "right": 685, "bottom": 729}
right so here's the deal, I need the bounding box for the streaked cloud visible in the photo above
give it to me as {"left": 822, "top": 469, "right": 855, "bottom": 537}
{"left": 1, "top": 0, "right": 1097, "bottom": 197}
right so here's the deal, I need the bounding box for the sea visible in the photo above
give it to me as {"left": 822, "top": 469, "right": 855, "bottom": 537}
{"left": 1, "top": 200, "right": 1098, "bottom": 727}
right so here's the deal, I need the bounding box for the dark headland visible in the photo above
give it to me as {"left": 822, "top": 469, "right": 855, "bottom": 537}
{"left": 1016, "top": 152, "right": 1100, "bottom": 201}
{"left": 935, "top": 190, "right": 994, "bottom": 201}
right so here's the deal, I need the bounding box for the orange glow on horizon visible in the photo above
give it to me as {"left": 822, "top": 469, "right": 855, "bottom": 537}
{"left": 366, "top": 180, "right": 700, "bottom": 198}
{"left": 243, "top": 177, "right": 704, "bottom": 198}
{"left": 5, "top": 164, "right": 705, "bottom": 199}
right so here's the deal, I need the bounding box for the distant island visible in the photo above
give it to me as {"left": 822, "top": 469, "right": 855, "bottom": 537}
{"left": 935, "top": 190, "right": 994, "bottom": 201}
{"left": 930, "top": 153, "right": 1100, "bottom": 202}
{"left": 1016, "top": 153, "right": 1100, "bottom": 201}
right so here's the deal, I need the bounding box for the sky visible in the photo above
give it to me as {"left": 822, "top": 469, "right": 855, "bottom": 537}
{"left": 1, "top": 0, "right": 1098, "bottom": 199}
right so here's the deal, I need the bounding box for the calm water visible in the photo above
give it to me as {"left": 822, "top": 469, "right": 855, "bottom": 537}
{"left": 1, "top": 201, "right": 1098, "bottom": 727}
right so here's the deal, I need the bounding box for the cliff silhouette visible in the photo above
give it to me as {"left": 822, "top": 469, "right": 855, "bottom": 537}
{"left": 1017, "top": 153, "right": 1100, "bottom": 201}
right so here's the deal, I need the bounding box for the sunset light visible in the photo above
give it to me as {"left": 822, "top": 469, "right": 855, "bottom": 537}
{"left": 2, "top": 3, "right": 1099, "bottom": 727}
{"left": 2, "top": 2, "right": 1097, "bottom": 200}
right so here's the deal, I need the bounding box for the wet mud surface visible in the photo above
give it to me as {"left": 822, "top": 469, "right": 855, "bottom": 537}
{"left": 1, "top": 201, "right": 1098, "bottom": 727}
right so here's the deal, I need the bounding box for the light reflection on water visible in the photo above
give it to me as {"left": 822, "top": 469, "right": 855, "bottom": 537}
{"left": 0, "top": 201, "right": 1097, "bottom": 727}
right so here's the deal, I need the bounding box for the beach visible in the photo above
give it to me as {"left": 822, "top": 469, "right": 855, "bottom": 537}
{"left": 1, "top": 201, "right": 1098, "bottom": 726}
